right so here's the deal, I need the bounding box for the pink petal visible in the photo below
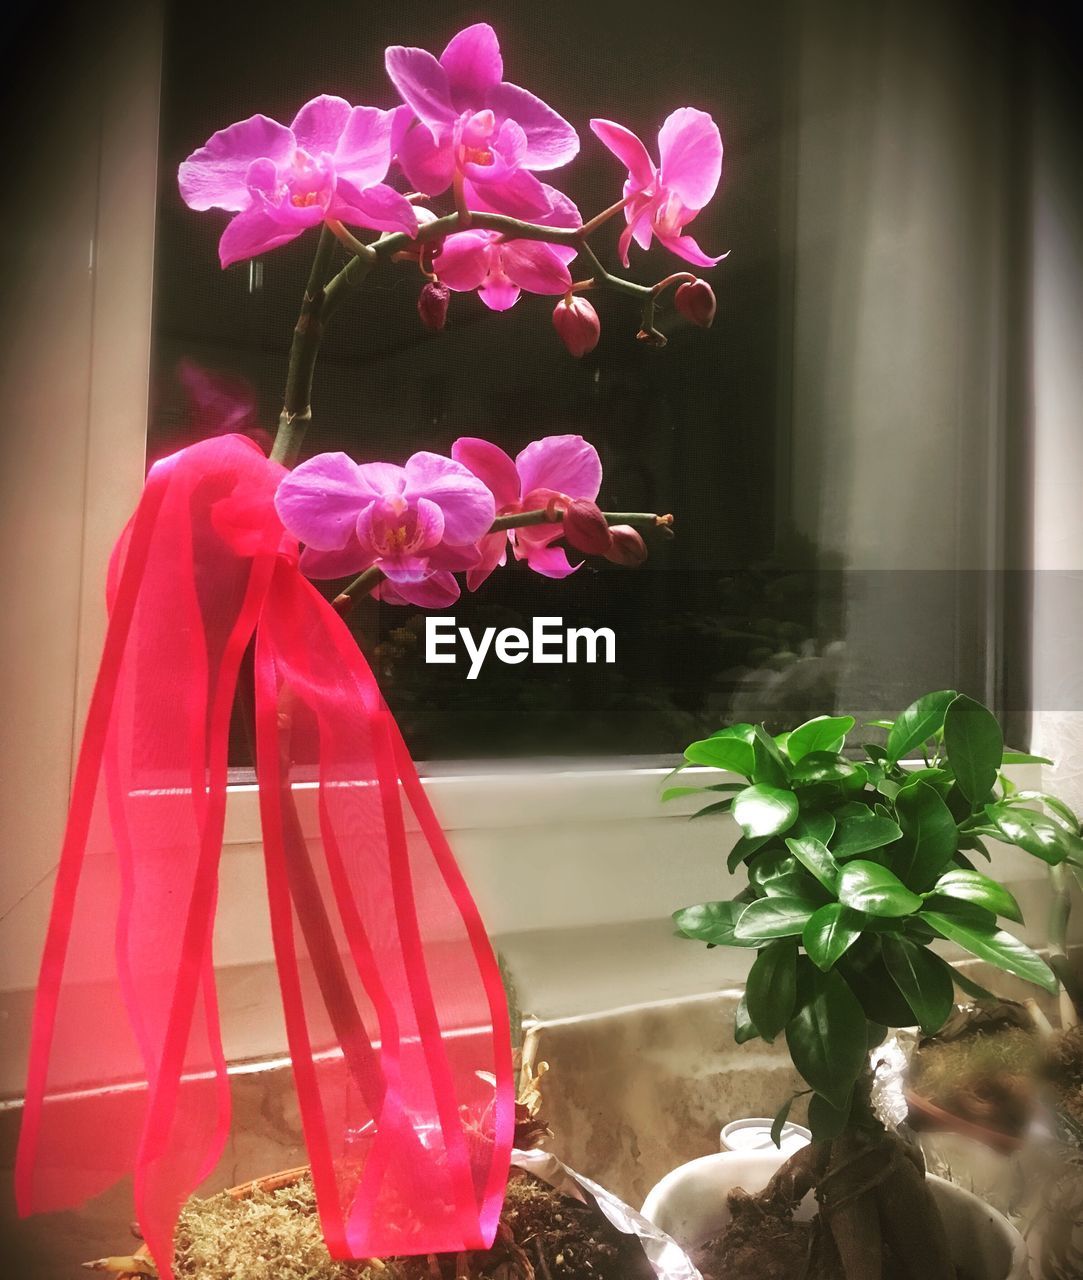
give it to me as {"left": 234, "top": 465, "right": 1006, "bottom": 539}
{"left": 515, "top": 435, "right": 602, "bottom": 502}
{"left": 657, "top": 108, "right": 723, "bottom": 211}
{"left": 435, "top": 231, "right": 493, "bottom": 291}
{"left": 378, "top": 557, "right": 435, "bottom": 583}
{"left": 428, "top": 541, "right": 483, "bottom": 572}
{"left": 376, "top": 569, "right": 461, "bottom": 609}
{"left": 274, "top": 452, "right": 372, "bottom": 549}
{"left": 465, "top": 531, "right": 509, "bottom": 591}
{"left": 535, "top": 183, "right": 583, "bottom": 231}
{"left": 616, "top": 204, "right": 654, "bottom": 267}
{"left": 290, "top": 95, "right": 352, "bottom": 155}
{"left": 487, "top": 82, "right": 580, "bottom": 170}
{"left": 299, "top": 539, "right": 375, "bottom": 579}
{"left": 178, "top": 115, "right": 295, "bottom": 213}
{"left": 402, "top": 452, "right": 496, "bottom": 544}
{"left": 655, "top": 228, "right": 727, "bottom": 268}
{"left": 333, "top": 180, "right": 419, "bottom": 236}
{"left": 501, "top": 241, "right": 573, "bottom": 295}
{"left": 469, "top": 168, "right": 552, "bottom": 219}
{"left": 385, "top": 45, "right": 455, "bottom": 138}
{"left": 451, "top": 438, "right": 521, "bottom": 510}
{"left": 396, "top": 122, "right": 456, "bottom": 195}
{"left": 519, "top": 541, "right": 579, "bottom": 579}
{"left": 334, "top": 105, "right": 396, "bottom": 187}
{"left": 478, "top": 267, "right": 521, "bottom": 311}
{"left": 588, "top": 119, "right": 655, "bottom": 190}
{"left": 354, "top": 461, "right": 407, "bottom": 498}
{"left": 218, "top": 207, "right": 303, "bottom": 268}
{"left": 440, "top": 23, "right": 503, "bottom": 103}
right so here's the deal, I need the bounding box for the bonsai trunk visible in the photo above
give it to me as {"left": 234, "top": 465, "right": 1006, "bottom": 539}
{"left": 741, "top": 1094, "right": 954, "bottom": 1280}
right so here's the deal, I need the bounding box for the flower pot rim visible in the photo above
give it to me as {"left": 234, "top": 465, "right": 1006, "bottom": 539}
{"left": 641, "top": 1148, "right": 1029, "bottom": 1280}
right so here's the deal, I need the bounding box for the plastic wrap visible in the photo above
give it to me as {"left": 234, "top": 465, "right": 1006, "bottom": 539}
{"left": 511, "top": 1149, "right": 703, "bottom": 1280}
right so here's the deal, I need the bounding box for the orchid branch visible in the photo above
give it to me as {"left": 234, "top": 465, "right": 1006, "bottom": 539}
{"left": 333, "top": 507, "right": 674, "bottom": 607}
{"left": 272, "top": 201, "right": 685, "bottom": 466}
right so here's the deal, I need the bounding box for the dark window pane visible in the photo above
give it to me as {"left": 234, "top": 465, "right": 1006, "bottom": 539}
{"left": 152, "top": 0, "right": 1019, "bottom": 765}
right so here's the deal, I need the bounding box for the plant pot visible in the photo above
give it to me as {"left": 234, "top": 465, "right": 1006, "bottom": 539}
{"left": 640, "top": 1149, "right": 1028, "bottom": 1280}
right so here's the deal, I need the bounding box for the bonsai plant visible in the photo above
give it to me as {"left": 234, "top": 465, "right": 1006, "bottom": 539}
{"left": 662, "top": 689, "right": 1083, "bottom": 1279}
{"left": 18, "top": 17, "right": 724, "bottom": 1280}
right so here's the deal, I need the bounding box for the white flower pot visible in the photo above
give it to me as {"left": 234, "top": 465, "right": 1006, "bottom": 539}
{"left": 641, "top": 1150, "right": 1028, "bottom": 1280}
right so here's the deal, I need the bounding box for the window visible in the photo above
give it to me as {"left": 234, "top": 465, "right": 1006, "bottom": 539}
{"left": 150, "top": 0, "right": 1027, "bottom": 765}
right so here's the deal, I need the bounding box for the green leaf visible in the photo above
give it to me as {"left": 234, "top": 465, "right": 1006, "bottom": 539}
{"left": 689, "top": 799, "right": 734, "bottom": 820}
{"left": 1011, "top": 792, "right": 1081, "bottom": 833}
{"left": 684, "top": 735, "right": 754, "bottom": 776}
{"left": 785, "top": 835, "right": 840, "bottom": 889}
{"left": 726, "top": 833, "right": 771, "bottom": 874}
{"left": 831, "top": 809, "right": 903, "bottom": 859}
{"left": 837, "top": 861, "right": 923, "bottom": 917}
{"left": 886, "top": 690, "right": 958, "bottom": 763}
{"left": 786, "top": 715, "right": 856, "bottom": 762}
{"left": 746, "top": 940, "right": 798, "bottom": 1041}
{"left": 840, "top": 942, "right": 919, "bottom": 1026}
{"left": 733, "top": 784, "right": 800, "bottom": 839}
{"left": 771, "top": 1094, "right": 796, "bottom": 1148}
{"left": 791, "top": 753, "right": 868, "bottom": 793}
{"left": 892, "top": 779, "right": 958, "bottom": 889}
{"left": 734, "top": 896, "right": 817, "bottom": 941}
{"left": 803, "top": 903, "right": 863, "bottom": 971}
{"left": 807, "top": 1091, "right": 851, "bottom": 1141}
{"left": 921, "top": 909, "right": 1057, "bottom": 993}
{"left": 866, "top": 719, "right": 896, "bottom": 731}
{"left": 986, "top": 803, "right": 1071, "bottom": 865}
{"left": 790, "top": 811, "right": 837, "bottom": 846}
{"left": 762, "top": 872, "right": 832, "bottom": 906}
{"left": 785, "top": 967, "right": 868, "bottom": 1110}
{"left": 673, "top": 901, "right": 758, "bottom": 947}
{"left": 661, "top": 783, "right": 742, "bottom": 803}
{"left": 749, "top": 848, "right": 797, "bottom": 889}
{"left": 930, "top": 868, "right": 1023, "bottom": 923}
{"left": 1001, "top": 751, "right": 1053, "bottom": 765}
{"left": 752, "top": 726, "right": 790, "bottom": 788}
{"left": 710, "top": 723, "right": 756, "bottom": 741}
{"left": 943, "top": 694, "right": 1004, "bottom": 806}
{"left": 881, "top": 935, "right": 954, "bottom": 1033}
{"left": 734, "top": 993, "right": 760, "bottom": 1043}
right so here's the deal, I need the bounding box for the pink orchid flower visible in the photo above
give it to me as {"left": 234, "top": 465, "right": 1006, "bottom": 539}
{"left": 274, "top": 450, "right": 495, "bottom": 609}
{"left": 435, "top": 185, "right": 581, "bottom": 311}
{"left": 386, "top": 23, "right": 579, "bottom": 220}
{"left": 450, "top": 435, "right": 602, "bottom": 589}
{"left": 589, "top": 108, "right": 725, "bottom": 268}
{"left": 179, "top": 95, "right": 418, "bottom": 268}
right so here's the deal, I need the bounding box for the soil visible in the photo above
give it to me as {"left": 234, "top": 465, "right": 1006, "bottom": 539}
{"left": 170, "top": 1169, "right": 655, "bottom": 1280}
{"left": 693, "top": 1193, "right": 976, "bottom": 1280}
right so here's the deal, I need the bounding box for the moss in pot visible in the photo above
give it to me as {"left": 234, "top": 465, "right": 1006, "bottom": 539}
{"left": 663, "top": 689, "right": 1083, "bottom": 1280}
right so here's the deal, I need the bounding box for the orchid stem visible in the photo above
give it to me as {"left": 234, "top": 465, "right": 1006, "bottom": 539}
{"left": 579, "top": 194, "right": 632, "bottom": 237}
{"left": 270, "top": 226, "right": 338, "bottom": 467}
{"left": 334, "top": 508, "right": 673, "bottom": 605}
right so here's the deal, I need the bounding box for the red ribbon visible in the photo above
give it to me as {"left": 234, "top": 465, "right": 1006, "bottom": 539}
{"left": 15, "top": 435, "right": 514, "bottom": 1277}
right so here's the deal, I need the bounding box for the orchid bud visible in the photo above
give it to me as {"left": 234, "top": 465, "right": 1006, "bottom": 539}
{"left": 674, "top": 278, "right": 716, "bottom": 328}
{"left": 605, "top": 525, "right": 648, "bottom": 566}
{"left": 418, "top": 281, "right": 451, "bottom": 331}
{"left": 563, "top": 499, "right": 613, "bottom": 555}
{"left": 552, "top": 296, "right": 601, "bottom": 357}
